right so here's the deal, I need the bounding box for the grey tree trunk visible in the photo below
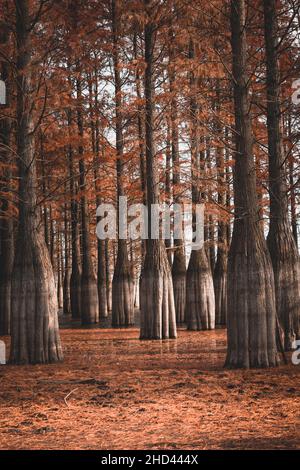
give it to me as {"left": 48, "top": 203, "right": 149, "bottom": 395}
{"left": 214, "top": 113, "right": 228, "bottom": 327}
{"left": 225, "top": 0, "right": 278, "bottom": 368}
{"left": 63, "top": 199, "right": 71, "bottom": 315}
{"left": 0, "top": 25, "right": 14, "bottom": 336}
{"left": 185, "top": 39, "right": 215, "bottom": 331}
{"left": 263, "top": 0, "right": 300, "bottom": 350}
{"left": 10, "top": 0, "right": 63, "bottom": 364}
{"left": 77, "top": 76, "right": 99, "bottom": 325}
{"left": 67, "top": 109, "right": 82, "bottom": 319}
{"left": 111, "top": 0, "right": 134, "bottom": 327}
{"left": 168, "top": 33, "right": 186, "bottom": 324}
{"left": 140, "top": 1, "right": 177, "bottom": 340}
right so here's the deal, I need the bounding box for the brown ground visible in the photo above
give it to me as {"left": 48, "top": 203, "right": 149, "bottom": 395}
{"left": 0, "top": 328, "right": 299, "bottom": 450}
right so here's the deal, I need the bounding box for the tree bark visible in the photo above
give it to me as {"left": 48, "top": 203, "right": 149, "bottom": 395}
{"left": 67, "top": 109, "right": 82, "bottom": 319}
{"left": 140, "top": 1, "right": 177, "bottom": 340}
{"left": 225, "top": 0, "right": 278, "bottom": 368}
{"left": 0, "top": 25, "right": 14, "bottom": 336}
{"left": 63, "top": 197, "right": 71, "bottom": 315}
{"left": 76, "top": 76, "right": 99, "bottom": 325}
{"left": 10, "top": 0, "right": 63, "bottom": 364}
{"left": 185, "top": 39, "right": 215, "bottom": 331}
{"left": 213, "top": 97, "right": 228, "bottom": 327}
{"left": 111, "top": 0, "right": 134, "bottom": 327}
{"left": 264, "top": 0, "right": 300, "bottom": 350}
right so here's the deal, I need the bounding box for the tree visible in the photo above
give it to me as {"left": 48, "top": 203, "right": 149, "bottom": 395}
{"left": 185, "top": 39, "right": 215, "bottom": 331}
{"left": 225, "top": 0, "right": 278, "bottom": 368}
{"left": 0, "top": 22, "right": 14, "bottom": 335}
{"left": 10, "top": 0, "right": 63, "bottom": 364}
{"left": 263, "top": 0, "right": 300, "bottom": 350}
{"left": 111, "top": 0, "right": 134, "bottom": 327}
{"left": 139, "top": 0, "right": 177, "bottom": 340}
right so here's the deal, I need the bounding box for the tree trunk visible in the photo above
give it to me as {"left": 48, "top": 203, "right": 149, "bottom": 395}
{"left": 185, "top": 39, "right": 215, "bottom": 331}
{"left": 67, "top": 110, "right": 82, "bottom": 319}
{"left": 105, "top": 239, "right": 112, "bottom": 312}
{"left": 63, "top": 198, "right": 71, "bottom": 315}
{"left": 168, "top": 36, "right": 186, "bottom": 324}
{"left": 225, "top": 0, "right": 278, "bottom": 368}
{"left": 76, "top": 77, "right": 99, "bottom": 325}
{"left": 10, "top": 0, "right": 63, "bottom": 364}
{"left": 213, "top": 99, "right": 228, "bottom": 327}
{"left": 264, "top": 0, "right": 300, "bottom": 350}
{"left": 111, "top": 0, "right": 134, "bottom": 327}
{"left": 93, "top": 76, "right": 108, "bottom": 319}
{"left": 0, "top": 25, "right": 14, "bottom": 336}
{"left": 140, "top": 2, "right": 177, "bottom": 340}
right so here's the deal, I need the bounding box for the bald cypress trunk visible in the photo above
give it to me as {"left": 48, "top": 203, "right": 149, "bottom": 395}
{"left": 0, "top": 26, "right": 13, "bottom": 336}
{"left": 63, "top": 198, "right": 71, "bottom": 315}
{"left": 67, "top": 110, "right": 82, "bottom": 319}
{"left": 185, "top": 39, "right": 215, "bottom": 331}
{"left": 111, "top": 0, "right": 134, "bottom": 327}
{"left": 77, "top": 76, "right": 99, "bottom": 325}
{"left": 140, "top": 1, "right": 177, "bottom": 340}
{"left": 263, "top": 0, "right": 300, "bottom": 350}
{"left": 10, "top": 0, "right": 63, "bottom": 364}
{"left": 225, "top": 0, "right": 278, "bottom": 368}
{"left": 169, "top": 36, "right": 186, "bottom": 324}
{"left": 214, "top": 114, "right": 228, "bottom": 327}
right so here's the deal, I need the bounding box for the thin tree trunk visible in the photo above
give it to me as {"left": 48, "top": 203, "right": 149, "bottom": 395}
{"left": 225, "top": 0, "right": 278, "bottom": 368}
{"left": 68, "top": 109, "right": 82, "bottom": 319}
{"left": 185, "top": 39, "right": 215, "bottom": 331}
{"left": 0, "top": 25, "right": 13, "bottom": 336}
{"left": 63, "top": 197, "right": 71, "bottom": 315}
{"left": 92, "top": 74, "right": 108, "bottom": 319}
{"left": 264, "top": 0, "right": 300, "bottom": 350}
{"left": 213, "top": 91, "right": 228, "bottom": 327}
{"left": 76, "top": 76, "right": 99, "bottom": 325}
{"left": 168, "top": 35, "right": 186, "bottom": 324}
{"left": 111, "top": 0, "right": 134, "bottom": 327}
{"left": 140, "top": 1, "right": 177, "bottom": 340}
{"left": 10, "top": 0, "right": 63, "bottom": 364}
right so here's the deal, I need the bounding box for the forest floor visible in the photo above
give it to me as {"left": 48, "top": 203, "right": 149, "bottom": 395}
{"left": 0, "top": 323, "right": 299, "bottom": 450}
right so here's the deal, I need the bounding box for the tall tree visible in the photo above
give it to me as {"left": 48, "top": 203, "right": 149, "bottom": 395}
{"left": 111, "top": 0, "right": 134, "bottom": 327}
{"left": 185, "top": 39, "right": 215, "bottom": 331}
{"left": 263, "top": 0, "right": 300, "bottom": 350}
{"left": 0, "top": 23, "right": 14, "bottom": 336}
{"left": 225, "top": 0, "right": 278, "bottom": 368}
{"left": 168, "top": 28, "right": 187, "bottom": 325}
{"left": 139, "top": 0, "right": 177, "bottom": 340}
{"left": 10, "top": 0, "right": 63, "bottom": 363}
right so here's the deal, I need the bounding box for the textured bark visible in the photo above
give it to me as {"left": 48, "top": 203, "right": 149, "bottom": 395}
{"left": 105, "top": 239, "right": 112, "bottom": 312}
{"left": 133, "top": 33, "right": 147, "bottom": 260}
{"left": 95, "top": 87, "right": 108, "bottom": 319}
{"left": 112, "top": 240, "right": 134, "bottom": 327}
{"left": 63, "top": 205, "right": 71, "bottom": 315}
{"left": 111, "top": 0, "right": 134, "bottom": 327}
{"left": 185, "top": 39, "right": 215, "bottom": 331}
{"left": 186, "top": 249, "right": 215, "bottom": 330}
{"left": 165, "top": 123, "right": 172, "bottom": 265}
{"left": 77, "top": 76, "right": 99, "bottom": 325}
{"left": 67, "top": 110, "right": 82, "bottom": 319}
{"left": 213, "top": 112, "right": 228, "bottom": 327}
{"left": 140, "top": 2, "right": 177, "bottom": 340}
{"left": 10, "top": 0, "right": 63, "bottom": 364}
{"left": 264, "top": 0, "right": 300, "bottom": 350}
{"left": 168, "top": 36, "right": 186, "bottom": 324}
{"left": 225, "top": 0, "right": 278, "bottom": 368}
{"left": 0, "top": 26, "right": 13, "bottom": 336}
